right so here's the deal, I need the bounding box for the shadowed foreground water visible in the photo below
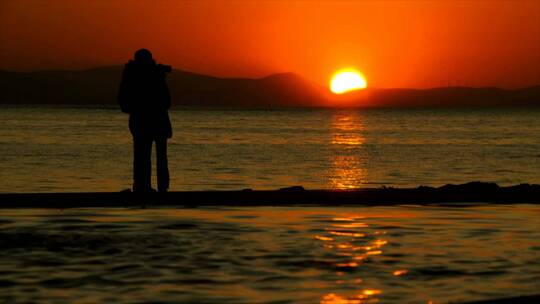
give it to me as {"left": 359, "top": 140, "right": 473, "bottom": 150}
{"left": 1, "top": 205, "right": 539, "bottom": 303}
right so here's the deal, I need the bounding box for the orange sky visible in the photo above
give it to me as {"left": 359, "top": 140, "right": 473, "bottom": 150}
{"left": 1, "top": 0, "right": 539, "bottom": 89}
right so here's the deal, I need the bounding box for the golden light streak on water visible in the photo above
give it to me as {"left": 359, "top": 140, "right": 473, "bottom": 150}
{"left": 332, "top": 222, "right": 369, "bottom": 228}
{"left": 373, "top": 240, "right": 387, "bottom": 247}
{"left": 316, "top": 210, "right": 387, "bottom": 304}
{"left": 336, "top": 262, "right": 359, "bottom": 268}
{"left": 320, "top": 293, "right": 363, "bottom": 304}
{"left": 331, "top": 112, "right": 366, "bottom": 146}
{"left": 330, "top": 156, "right": 366, "bottom": 189}
{"left": 332, "top": 216, "right": 366, "bottom": 221}
{"left": 329, "top": 231, "right": 366, "bottom": 237}
{"left": 362, "top": 289, "right": 382, "bottom": 296}
{"left": 353, "top": 246, "right": 372, "bottom": 251}
{"left": 315, "top": 235, "right": 334, "bottom": 241}
{"left": 337, "top": 243, "right": 353, "bottom": 249}
{"left": 329, "top": 111, "right": 367, "bottom": 189}
{"left": 319, "top": 289, "right": 382, "bottom": 304}
{"left": 393, "top": 269, "right": 408, "bottom": 276}
{"left": 353, "top": 255, "right": 367, "bottom": 261}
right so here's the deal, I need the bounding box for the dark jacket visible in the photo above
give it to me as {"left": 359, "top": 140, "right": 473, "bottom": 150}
{"left": 118, "top": 60, "right": 172, "bottom": 138}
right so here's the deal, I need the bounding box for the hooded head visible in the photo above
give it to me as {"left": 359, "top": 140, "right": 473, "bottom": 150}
{"left": 134, "top": 48, "right": 154, "bottom": 64}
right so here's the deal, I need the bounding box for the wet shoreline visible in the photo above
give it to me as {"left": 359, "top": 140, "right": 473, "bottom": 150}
{"left": 0, "top": 182, "right": 539, "bottom": 208}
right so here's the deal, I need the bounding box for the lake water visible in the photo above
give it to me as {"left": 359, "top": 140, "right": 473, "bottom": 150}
{"left": 0, "top": 106, "right": 539, "bottom": 192}
{"left": 1, "top": 107, "right": 539, "bottom": 303}
{"left": 0, "top": 205, "right": 539, "bottom": 303}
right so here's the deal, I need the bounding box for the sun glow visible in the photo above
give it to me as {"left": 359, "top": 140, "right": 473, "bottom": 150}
{"left": 330, "top": 69, "right": 367, "bottom": 94}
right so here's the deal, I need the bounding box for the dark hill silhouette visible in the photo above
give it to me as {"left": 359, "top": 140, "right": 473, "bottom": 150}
{"left": 364, "top": 86, "right": 540, "bottom": 107}
{"left": 0, "top": 67, "right": 123, "bottom": 105}
{"left": 0, "top": 67, "right": 326, "bottom": 107}
{"left": 1, "top": 67, "right": 539, "bottom": 107}
{"left": 168, "top": 71, "right": 325, "bottom": 107}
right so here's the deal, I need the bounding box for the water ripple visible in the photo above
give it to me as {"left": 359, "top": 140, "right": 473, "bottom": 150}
{"left": 0, "top": 206, "right": 538, "bottom": 303}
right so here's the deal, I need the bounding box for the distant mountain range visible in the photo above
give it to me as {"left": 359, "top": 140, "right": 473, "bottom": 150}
{"left": 1, "top": 66, "right": 539, "bottom": 108}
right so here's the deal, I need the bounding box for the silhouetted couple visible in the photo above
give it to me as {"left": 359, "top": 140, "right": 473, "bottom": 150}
{"left": 118, "top": 49, "right": 172, "bottom": 193}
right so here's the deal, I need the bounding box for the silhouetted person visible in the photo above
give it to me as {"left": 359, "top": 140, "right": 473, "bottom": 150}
{"left": 118, "top": 49, "right": 172, "bottom": 193}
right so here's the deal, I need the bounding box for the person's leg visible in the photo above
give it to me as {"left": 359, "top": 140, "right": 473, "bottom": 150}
{"left": 155, "top": 137, "right": 170, "bottom": 192}
{"left": 133, "top": 136, "right": 153, "bottom": 192}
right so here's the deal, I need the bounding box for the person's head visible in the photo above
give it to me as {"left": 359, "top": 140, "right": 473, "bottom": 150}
{"left": 134, "top": 48, "right": 153, "bottom": 64}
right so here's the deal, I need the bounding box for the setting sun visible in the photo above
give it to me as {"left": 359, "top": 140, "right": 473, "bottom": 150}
{"left": 330, "top": 69, "right": 368, "bottom": 94}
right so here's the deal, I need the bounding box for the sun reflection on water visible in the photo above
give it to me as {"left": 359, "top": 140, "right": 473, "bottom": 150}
{"left": 329, "top": 231, "right": 366, "bottom": 237}
{"left": 332, "top": 222, "right": 369, "bottom": 228}
{"left": 315, "top": 235, "right": 335, "bottom": 242}
{"left": 331, "top": 113, "right": 366, "bottom": 146}
{"left": 314, "top": 214, "right": 405, "bottom": 303}
{"left": 393, "top": 269, "right": 408, "bottom": 276}
{"left": 320, "top": 290, "right": 382, "bottom": 304}
{"left": 329, "top": 111, "right": 367, "bottom": 189}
